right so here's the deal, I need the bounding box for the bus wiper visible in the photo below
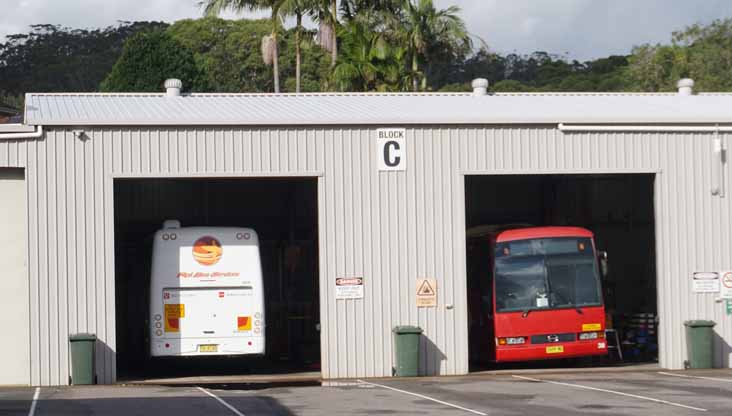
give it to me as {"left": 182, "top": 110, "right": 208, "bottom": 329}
{"left": 521, "top": 309, "right": 531, "bottom": 318}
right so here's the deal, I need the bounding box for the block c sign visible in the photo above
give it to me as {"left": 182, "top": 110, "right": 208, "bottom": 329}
{"left": 377, "top": 128, "right": 406, "bottom": 171}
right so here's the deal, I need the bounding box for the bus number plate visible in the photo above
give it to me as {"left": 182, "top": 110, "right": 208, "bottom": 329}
{"left": 546, "top": 346, "right": 564, "bottom": 354}
{"left": 199, "top": 344, "right": 218, "bottom": 353}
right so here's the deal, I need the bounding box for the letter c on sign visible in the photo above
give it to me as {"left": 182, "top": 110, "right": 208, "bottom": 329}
{"left": 384, "top": 140, "right": 401, "bottom": 167}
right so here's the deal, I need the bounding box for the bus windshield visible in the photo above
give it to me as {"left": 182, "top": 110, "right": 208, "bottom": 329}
{"left": 494, "top": 237, "right": 602, "bottom": 313}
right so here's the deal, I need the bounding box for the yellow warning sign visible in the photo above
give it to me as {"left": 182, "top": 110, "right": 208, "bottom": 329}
{"left": 165, "top": 304, "right": 185, "bottom": 318}
{"left": 416, "top": 278, "right": 437, "bottom": 307}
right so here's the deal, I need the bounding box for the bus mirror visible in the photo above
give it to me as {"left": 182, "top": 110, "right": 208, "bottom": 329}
{"left": 599, "top": 251, "right": 609, "bottom": 277}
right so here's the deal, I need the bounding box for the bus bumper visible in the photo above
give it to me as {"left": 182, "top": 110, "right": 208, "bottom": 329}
{"left": 151, "top": 336, "right": 265, "bottom": 357}
{"left": 496, "top": 340, "right": 608, "bottom": 362}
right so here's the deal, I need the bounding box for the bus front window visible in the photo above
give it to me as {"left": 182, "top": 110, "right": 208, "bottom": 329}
{"left": 494, "top": 237, "right": 602, "bottom": 313}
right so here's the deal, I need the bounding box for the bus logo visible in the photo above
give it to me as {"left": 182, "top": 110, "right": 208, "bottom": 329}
{"left": 193, "top": 236, "right": 223, "bottom": 266}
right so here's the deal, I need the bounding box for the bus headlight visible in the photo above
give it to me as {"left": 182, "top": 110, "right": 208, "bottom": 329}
{"left": 579, "top": 331, "right": 603, "bottom": 340}
{"left": 498, "top": 337, "right": 526, "bottom": 345}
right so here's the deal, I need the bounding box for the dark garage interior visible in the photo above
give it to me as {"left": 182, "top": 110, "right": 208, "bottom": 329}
{"left": 465, "top": 174, "right": 658, "bottom": 369}
{"left": 113, "top": 178, "right": 320, "bottom": 380}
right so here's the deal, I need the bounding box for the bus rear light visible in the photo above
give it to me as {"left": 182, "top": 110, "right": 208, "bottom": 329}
{"left": 498, "top": 337, "right": 526, "bottom": 345}
{"left": 579, "top": 331, "right": 603, "bottom": 340}
{"left": 155, "top": 329, "right": 163, "bottom": 336}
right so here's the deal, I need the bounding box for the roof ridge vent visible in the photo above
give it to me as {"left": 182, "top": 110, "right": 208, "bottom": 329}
{"left": 164, "top": 78, "right": 182, "bottom": 97}
{"left": 677, "top": 78, "right": 694, "bottom": 96}
{"left": 472, "top": 78, "right": 489, "bottom": 96}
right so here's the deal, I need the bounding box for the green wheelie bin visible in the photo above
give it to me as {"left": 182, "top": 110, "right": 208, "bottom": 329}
{"left": 393, "top": 326, "right": 423, "bottom": 377}
{"left": 69, "top": 333, "right": 96, "bottom": 385}
{"left": 683, "top": 320, "right": 715, "bottom": 369}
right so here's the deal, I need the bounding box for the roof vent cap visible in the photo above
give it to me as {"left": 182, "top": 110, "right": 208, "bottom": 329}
{"left": 472, "top": 78, "right": 489, "bottom": 96}
{"left": 677, "top": 78, "right": 694, "bottom": 96}
{"left": 164, "top": 78, "right": 183, "bottom": 97}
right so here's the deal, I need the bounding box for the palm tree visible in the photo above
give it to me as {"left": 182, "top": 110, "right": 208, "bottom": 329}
{"left": 202, "top": 0, "right": 286, "bottom": 93}
{"left": 280, "top": 0, "right": 318, "bottom": 92}
{"left": 332, "top": 19, "right": 387, "bottom": 91}
{"left": 310, "top": 0, "right": 339, "bottom": 68}
{"left": 392, "top": 0, "right": 471, "bottom": 91}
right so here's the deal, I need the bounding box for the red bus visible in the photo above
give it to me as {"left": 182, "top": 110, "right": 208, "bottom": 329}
{"left": 468, "top": 225, "right": 608, "bottom": 363}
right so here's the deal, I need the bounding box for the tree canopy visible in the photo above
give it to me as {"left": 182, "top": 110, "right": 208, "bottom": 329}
{"left": 4, "top": 13, "right": 732, "bottom": 97}
{"left": 100, "top": 30, "right": 203, "bottom": 92}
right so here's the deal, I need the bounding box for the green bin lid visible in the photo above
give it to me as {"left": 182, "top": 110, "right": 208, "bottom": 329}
{"left": 683, "top": 320, "right": 716, "bottom": 328}
{"left": 392, "top": 325, "right": 423, "bottom": 334}
{"left": 69, "top": 333, "right": 97, "bottom": 341}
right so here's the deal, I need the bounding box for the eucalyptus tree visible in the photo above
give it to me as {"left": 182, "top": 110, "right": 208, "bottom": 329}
{"left": 202, "top": 0, "right": 286, "bottom": 92}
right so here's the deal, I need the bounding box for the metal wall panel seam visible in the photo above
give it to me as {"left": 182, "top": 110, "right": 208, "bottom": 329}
{"left": 57, "top": 132, "right": 69, "bottom": 385}
{"left": 28, "top": 139, "right": 40, "bottom": 385}
{"left": 354, "top": 129, "right": 366, "bottom": 377}
{"left": 398, "top": 133, "right": 410, "bottom": 370}
{"left": 359, "top": 128, "right": 374, "bottom": 377}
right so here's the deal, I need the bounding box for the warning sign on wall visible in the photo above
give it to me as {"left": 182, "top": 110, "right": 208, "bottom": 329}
{"left": 720, "top": 271, "right": 732, "bottom": 299}
{"left": 335, "top": 277, "right": 364, "bottom": 300}
{"left": 692, "top": 272, "right": 720, "bottom": 293}
{"left": 416, "top": 278, "right": 437, "bottom": 308}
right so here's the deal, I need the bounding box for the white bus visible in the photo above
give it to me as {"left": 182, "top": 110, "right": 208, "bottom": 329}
{"left": 149, "top": 220, "right": 265, "bottom": 357}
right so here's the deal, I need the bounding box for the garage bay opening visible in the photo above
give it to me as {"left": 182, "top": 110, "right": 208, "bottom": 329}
{"left": 465, "top": 174, "right": 657, "bottom": 370}
{"left": 114, "top": 178, "right": 320, "bottom": 381}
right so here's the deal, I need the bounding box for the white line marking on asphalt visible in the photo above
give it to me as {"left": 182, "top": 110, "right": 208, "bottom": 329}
{"left": 512, "top": 375, "right": 707, "bottom": 412}
{"left": 659, "top": 371, "right": 732, "bottom": 383}
{"left": 28, "top": 387, "right": 40, "bottom": 416}
{"left": 356, "top": 379, "right": 487, "bottom": 415}
{"left": 197, "top": 386, "right": 246, "bottom": 416}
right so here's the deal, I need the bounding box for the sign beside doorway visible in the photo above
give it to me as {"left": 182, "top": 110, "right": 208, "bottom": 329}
{"left": 720, "top": 271, "right": 732, "bottom": 299}
{"left": 692, "top": 272, "right": 720, "bottom": 293}
{"left": 335, "top": 277, "right": 364, "bottom": 300}
{"left": 416, "top": 278, "right": 437, "bottom": 307}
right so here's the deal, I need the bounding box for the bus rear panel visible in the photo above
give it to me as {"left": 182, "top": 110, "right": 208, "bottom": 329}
{"left": 149, "top": 223, "right": 265, "bottom": 357}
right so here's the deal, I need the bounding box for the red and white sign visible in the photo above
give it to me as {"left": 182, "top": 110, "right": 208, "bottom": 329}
{"left": 335, "top": 277, "right": 364, "bottom": 300}
{"left": 721, "top": 271, "right": 732, "bottom": 299}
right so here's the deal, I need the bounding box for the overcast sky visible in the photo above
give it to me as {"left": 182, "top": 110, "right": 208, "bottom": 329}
{"left": 3, "top": 0, "right": 732, "bottom": 61}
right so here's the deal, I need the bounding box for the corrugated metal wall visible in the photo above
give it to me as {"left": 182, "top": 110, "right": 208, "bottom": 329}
{"left": 0, "top": 125, "right": 730, "bottom": 386}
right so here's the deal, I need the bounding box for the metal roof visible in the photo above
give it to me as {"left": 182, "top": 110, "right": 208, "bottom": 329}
{"left": 23, "top": 91, "right": 732, "bottom": 126}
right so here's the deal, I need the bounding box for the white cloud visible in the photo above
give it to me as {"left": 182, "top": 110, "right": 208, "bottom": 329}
{"left": 436, "top": 0, "right": 732, "bottom": 60}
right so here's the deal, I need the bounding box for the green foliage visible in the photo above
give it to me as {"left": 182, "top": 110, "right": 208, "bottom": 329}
{"left": 167, "top": 17, "right": 329, "bottom": 92}
{"left": 626, "top": 19, "right": 732, "bottom": 92}
{"left": 100, "top": 30, "right": 203, "bottom": 92}
{"left": 10, "top": 12, "right": 732, "bottom": 96}
{"left": 0, "top": 22, "right": 167, "bottom": 96}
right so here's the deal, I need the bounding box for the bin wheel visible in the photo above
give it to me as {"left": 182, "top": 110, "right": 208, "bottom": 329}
{"left": 683, "top": 360, "right": 690, "bottom": 370}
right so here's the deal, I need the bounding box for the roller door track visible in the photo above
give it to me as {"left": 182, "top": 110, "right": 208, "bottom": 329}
{"left": 0, "top": 168, "right": 30, "bottom": 385}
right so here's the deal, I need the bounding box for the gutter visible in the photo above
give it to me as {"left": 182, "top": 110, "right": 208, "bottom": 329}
{"left": 0, "top": 125, "right": 44, "bottom": 140}
{"left": 558, "top": 123, "right": 732, "bottom": 132}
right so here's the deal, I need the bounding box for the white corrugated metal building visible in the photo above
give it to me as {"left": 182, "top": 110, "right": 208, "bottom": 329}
{"left": 0, "top": 79, "right": 730, "bottom": 386}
